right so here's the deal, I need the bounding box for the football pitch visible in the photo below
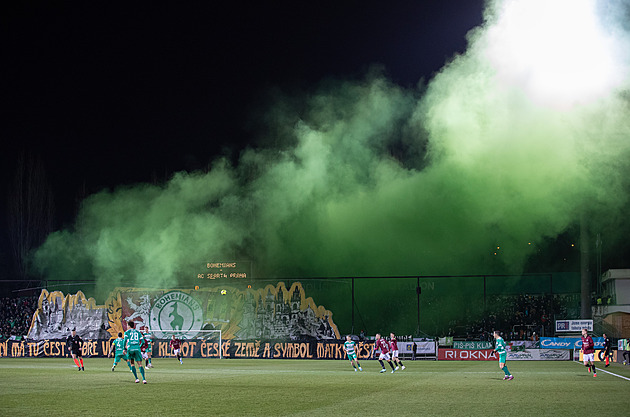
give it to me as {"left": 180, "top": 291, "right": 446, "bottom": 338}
{"left": 1, "top": 358, "right": 628, "bottom": 416}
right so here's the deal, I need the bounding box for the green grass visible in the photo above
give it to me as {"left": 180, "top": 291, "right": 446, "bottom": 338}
{"left": 0, "top": 358, "right": 628, "bottom": 416}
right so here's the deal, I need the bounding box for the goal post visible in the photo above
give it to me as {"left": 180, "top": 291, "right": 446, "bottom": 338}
{"left": 147, "top": 329, "right": 223, "bottom": 359}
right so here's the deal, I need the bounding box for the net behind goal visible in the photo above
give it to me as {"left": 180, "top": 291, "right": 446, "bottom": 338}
{"left": 148, "top": 329, "right": 223, "bottom": 359}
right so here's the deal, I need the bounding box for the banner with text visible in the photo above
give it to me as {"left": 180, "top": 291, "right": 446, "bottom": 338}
{"left": 438, "top": 348, "right": 569, "bottom": 361}
{"left": 578, "top": 349, "right": 613, "bottom": 362}
{"left": 555, "top": 319, "right": 593, "bottom": 332}
{"left": 438, "top": 348, "right": 497, "bottom": 361}
{"left": 453, "top": 341, "right": 493, "bottom": 350}
{"left": 0, "top": 339, "right": 376, "bottom": 360}
{"left": 507, "top": 349, "right": 570, "bottom": 361}
{"left": 398, "top": 341, "right": 436, "bottom": 355}
{"left": 539, "top": 337, "right": 604, "bottom": 350}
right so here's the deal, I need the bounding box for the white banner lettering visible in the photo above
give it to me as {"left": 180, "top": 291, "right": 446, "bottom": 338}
{"left": 555, "top": 319, "right": 593, "bottom": 332}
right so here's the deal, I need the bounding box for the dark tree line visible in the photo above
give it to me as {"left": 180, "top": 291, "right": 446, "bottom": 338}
{"left": 5, "top": 152, "right": 55, "bottom": 282}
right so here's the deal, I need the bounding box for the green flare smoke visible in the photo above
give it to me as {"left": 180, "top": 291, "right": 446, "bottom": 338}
{"left": 33, "top": 0, "right": 630, "bottom": 293}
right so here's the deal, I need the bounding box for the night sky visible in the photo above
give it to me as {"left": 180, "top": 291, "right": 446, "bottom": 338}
{"left": 3, "top": 1, "right": 629, "bottom": 287}
{"left": 2, "top": 1, "right": 484, "bottom": 224}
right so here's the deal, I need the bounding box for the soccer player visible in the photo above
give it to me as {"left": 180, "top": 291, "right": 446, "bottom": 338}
{"left": 170, "top": 334, "right": 183, "bottom": 364}
{"left": 493, "top": 330, "right": 513, "bottom": 381}
{"left": 602, "top": 333, "right": 611, "bottom": 367}
{"left": 110, "top": 332, "right": 132, "bottom": 372}
{"left": 389, "top": 333, "right": 405, "bottom": 370}
{"left": 142, "top": 332, "right": 153, "bottom": 369}
{"left": 124, "top": 321, "right": 147, "bottom": 384}
{"left": 372, "top": 333, "right": 396, "bottom": 373}
{"left": 343, "top": 335, "right": 363, "bottom": 372}
{"left": 67, "top": 328, "right": 84, "bottom": 371}
{"left": 581, "top": 328, "right": 596, "bottom": 377}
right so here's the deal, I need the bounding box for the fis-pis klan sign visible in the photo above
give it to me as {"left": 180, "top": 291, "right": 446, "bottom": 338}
{"left": 555, "top": 319, "right": 593, "bottom": 333}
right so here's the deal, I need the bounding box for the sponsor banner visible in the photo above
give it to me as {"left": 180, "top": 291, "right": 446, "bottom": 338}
{"left": 539, "top": 337, "right": 604, "bottom": 350}
{"left": 596, "top": 349, "right": 614, "bottom": 362}
{"left": 399, "top": 341, "right": 436, "bottom": 355}
{"left": 438, "top": 348, "right": 497, "bottom": 361}
{"left": 509, "top": 341, "right": 537, "bottom": 350}
{"left": 0, "top": 339, "right": 376, "bottom": 360}
{"left": 555, "top": 319, "right": 593, "bottom": 332}
{"left": 453, "top": 341, "right": 493, "bottom": 350}
{"left": 438, "top": 337, "right": 453, "bottom": 346}
{"left": 438, "top": 348, "right": 569, "bottom": 361}
{"left": 508, "top": 349, "right": 570, "bottom": 361}
{"left": 579, "top": 349, "right": 614, "bottom": 362}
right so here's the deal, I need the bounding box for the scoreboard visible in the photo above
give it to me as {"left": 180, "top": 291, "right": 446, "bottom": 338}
{"left": 196, "top": 262, "right": 251, "bottom": 281}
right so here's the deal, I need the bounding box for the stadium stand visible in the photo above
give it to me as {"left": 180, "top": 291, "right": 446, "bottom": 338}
{"left": 0, "top": 296, "right": 37, "bottom": 340}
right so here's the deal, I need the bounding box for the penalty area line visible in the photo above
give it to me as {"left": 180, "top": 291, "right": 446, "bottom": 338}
{"left": 574, "top": 361, "right": 630, "bottom": 381}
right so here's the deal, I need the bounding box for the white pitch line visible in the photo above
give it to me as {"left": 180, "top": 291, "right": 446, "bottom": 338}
{"left": 574, "top": 361, "right": 630, "bottom": 381}
{"left": 593, "top": 367, "right": 630, "bottom": 381}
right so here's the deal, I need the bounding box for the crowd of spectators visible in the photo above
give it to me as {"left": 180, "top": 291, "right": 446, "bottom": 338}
{"left": 488, "top": 294, "right": 556, "bottom": 333}
{"left": 0, "top": 296, "right": 38, "bottom": 340}
{"left": 450, "top": 293, "right": 581, "bottom": 341}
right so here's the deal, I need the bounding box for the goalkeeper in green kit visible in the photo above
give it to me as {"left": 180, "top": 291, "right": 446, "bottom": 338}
{"left": 110, "top": 332, "right": 133, "bottom": 372}
{"left": 344, "top": 335, "right": 363, "bottom": 372}
{"left": 493, "top": 330, "right": 514, "bottom": 381}
{"left": 124, "top": 321, "right": 147, "bottom": 384}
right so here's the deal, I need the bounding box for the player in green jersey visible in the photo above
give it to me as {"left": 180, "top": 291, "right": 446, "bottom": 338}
{"left": 123, "top": 321, "right": 147, "bottom": 384}
{"left": 493, "top": 330, "right": 513, "bottom": 381}
{"left": 343, "top": 335, "right": 363, "bottom": 372}
{"left": 110, "top": 332, "right": 133, "bottom": 372}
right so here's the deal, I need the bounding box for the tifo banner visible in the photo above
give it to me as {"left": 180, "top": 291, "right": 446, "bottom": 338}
{"left": 26, "top": 290, "right": 110, "bottom": 340}
{"left": 438, "top": 348, "right": 496, "bottom": 361}
{"left": 555, "top": 319, "right": 593, "bottom": 332}
{"left": 0, "top": 339, "right": 374, "bottom": 360}
{"left": 453, "top": 341, "right": 493, "bottom": 350}
{"left": 507, "top": 349, "right": 570, "bottom": 361}
{"left": 539, "top": 337, "right": 604, "bottom": 350}
{"left": 28, "top": 283, "right": 340, "bottom": 341}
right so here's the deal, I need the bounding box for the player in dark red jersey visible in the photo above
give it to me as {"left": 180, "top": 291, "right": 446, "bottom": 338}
{"left": 581, "top": 328, "right": 596, "bottom": 377}
{"left": 170, "top": 335, "right": 183, "bottom": 364}
{"left": 389, "top": 333, "right": 406, "bottom": 371}
{"left": 372, "top": 333, "right": 396, "bottom": 373}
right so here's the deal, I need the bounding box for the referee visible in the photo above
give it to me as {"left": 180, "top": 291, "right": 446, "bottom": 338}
{"left": 67, "top": 328, "right": 85, "bottom": 371}
{"left": 603, "top": 333, "right": 612, "bottom": 367}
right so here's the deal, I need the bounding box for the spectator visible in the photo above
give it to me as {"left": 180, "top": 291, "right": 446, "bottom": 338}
{"left": 0, "top": 296, "right": 38, "bottom": 340}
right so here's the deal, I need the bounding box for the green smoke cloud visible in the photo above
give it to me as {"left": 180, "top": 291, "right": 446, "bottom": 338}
{"left": 33, "top": 0, "right": 630, "bottom": 293}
